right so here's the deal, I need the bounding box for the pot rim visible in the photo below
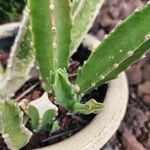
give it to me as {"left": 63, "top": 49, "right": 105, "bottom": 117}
{"left": 0, "top": 22, "right": 19, "bottom": 39}
{"left": 37, "top": 72, "right": 128, "bottom": 150}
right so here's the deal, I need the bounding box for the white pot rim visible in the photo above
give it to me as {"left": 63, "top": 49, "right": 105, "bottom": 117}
{"left": 37, "top": 72, "right": 128, "bottom": 150}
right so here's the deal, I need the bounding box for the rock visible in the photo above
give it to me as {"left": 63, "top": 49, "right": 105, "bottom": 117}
{"left": 105, "top": 0, "right": 119, "bottom": 6}
{"left": 132, "top": 0, "right": 144, "bottom": 10}
{"left": 100, "top": 13, "right": 113, "bottom": 27}
{"left": 109, "top": 6, "right": 119, "bottom": 19}
{"left": 31, "top": 90, "right": 41, "bottom": 100}
{"left": 142, "top": 63, "right": 150, "bottom": 80}
{"left": 96, "top": 29, "right": 106, "bottom": 40}
{"left": 132, "top": 107, "right": 148, "bottom": 127}
{"left": 121, "top": 131, "right": 145, "bottom": 150}
{"left": 119, "top": 2, "right": 132, "bottom": 19}
{"left": 138, "top": 81, "right": 150, "bottom": 95}
{"left": 126, "top": 65, "right": 142, "bottom": 85}
{"left": 143, "top": 95, "right": 150, "bottom": 105}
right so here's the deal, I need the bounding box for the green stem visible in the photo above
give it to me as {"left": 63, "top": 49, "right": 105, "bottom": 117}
{"left": 28, "top": 0, "right": 54, "bottom": 90}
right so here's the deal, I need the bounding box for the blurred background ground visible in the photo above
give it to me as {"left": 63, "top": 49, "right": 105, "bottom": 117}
{"left": 0, "top": 0, "right": 149, "bottom": 150}
{"left": 0, "top": 0, "right": 25, "bottom": 24}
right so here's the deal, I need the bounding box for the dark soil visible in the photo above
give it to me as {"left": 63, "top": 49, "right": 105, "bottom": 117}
{"left": 0, "top": 0, "right": 150, "bottom": 149}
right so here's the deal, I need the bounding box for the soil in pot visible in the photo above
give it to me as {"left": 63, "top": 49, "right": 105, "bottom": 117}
{"left": 0, "top": 44, "right": 108, "bottom": 150}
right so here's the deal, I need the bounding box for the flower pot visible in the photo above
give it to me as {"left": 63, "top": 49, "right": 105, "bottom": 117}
{"left": 37, "top": 72, "right": 128, "bottom": 150}
{"left": 36, "top": 35, "right": 128, "bottom": 149}
{"left": 0, "top": 23, "right": 129, "bottom": 150}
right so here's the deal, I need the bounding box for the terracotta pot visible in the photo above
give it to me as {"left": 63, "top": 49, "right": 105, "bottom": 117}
{"left": 0, "top": 23, "right": 129, "bottom": 150}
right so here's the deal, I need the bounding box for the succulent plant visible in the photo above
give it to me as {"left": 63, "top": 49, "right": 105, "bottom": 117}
{"left": 28, "top": 0, "right": 150, "bottom": 113}
{"left": 0, "top": 0, "right": 150, "bottom": 149}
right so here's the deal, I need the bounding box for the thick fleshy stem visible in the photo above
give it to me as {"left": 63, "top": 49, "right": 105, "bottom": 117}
{"left": 75, "top": 3, "right": 150, "bottom": 94}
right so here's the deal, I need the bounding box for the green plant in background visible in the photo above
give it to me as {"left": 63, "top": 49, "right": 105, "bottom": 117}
{"left": 0, "top": 0, "right": 25, "bottom": 24}
{"left": 0, "top": 0, "right": 150, "bottom": 149}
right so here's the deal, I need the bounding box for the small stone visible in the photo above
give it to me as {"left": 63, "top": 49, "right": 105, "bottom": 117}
{"left": 109, "top": 6, "right": 119, "bottom": 19}
{"left": 126, "top": 65, "right": 142, "bottom": 85}
{"left": 138, "top": 81, "right": 150, "bottom": 95}
{"left": 121, "top": 131, "right": 145, "bottom": 150}
{"left": 32, "top": 90, "right": 41, "bottom": 100}
{"left": 119, "top": 2, "right": 131, "bottom": 19}
{"left": 142, "top": 63, "right": 150, "bottom": 80}
{"left": 133, "top": 0, "right": 144, "bottom": 9}
{"left": 96, "top": 29, "right": 106, "bottom": 40}
{"left": 100, "top": 13, "right": 113, "bottom": 27}
{"left": 143, "top": 95, "right": 150, "bottom": 105}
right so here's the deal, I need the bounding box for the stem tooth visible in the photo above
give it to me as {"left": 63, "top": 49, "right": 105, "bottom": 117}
{"left": 49, "top": 4, "right": 55, "bottom": 10}
{"left": 145, "top": 34, "right": 150, "bottom": 40}
{"left": 127, "top": 51, "right": 134, "bottom": 57}
{"left": 119, "top": 49, "right": 123, "bottom": 53}
{"left": 52, "top": 27, "right": 57, "bottom": 33}
{"left": 91, "top": 83, "right": 95, "bottom": 87}
{"left": 52, "top": 43, "right": 57, "bottom": 49}
{"left": 113, "top": 63, "right": 119, "bottom": 68}
{"left": 135, "top": 7, "right": 141, "bottom": 12}
{"left": 104, "top": 34, "right": 108, "bottom": 40}
{"left": 142, "top": 55, "right": 146, "bottom": 58}
{"left": 73, "top": 85, "right": 80, "bottom": 93}
{"left": 99, "top": 75, "right": 105, "bottom": 80}
{"left": 116, "top": 20, "right": 123, "bottom": 27}
{"left": 83, "top": 61, "right": 87, "bottom": 65}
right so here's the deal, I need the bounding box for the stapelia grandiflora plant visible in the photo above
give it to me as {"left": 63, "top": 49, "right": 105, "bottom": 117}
{"left": 0, "top": 0, "right": 150, "bottom": 149}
